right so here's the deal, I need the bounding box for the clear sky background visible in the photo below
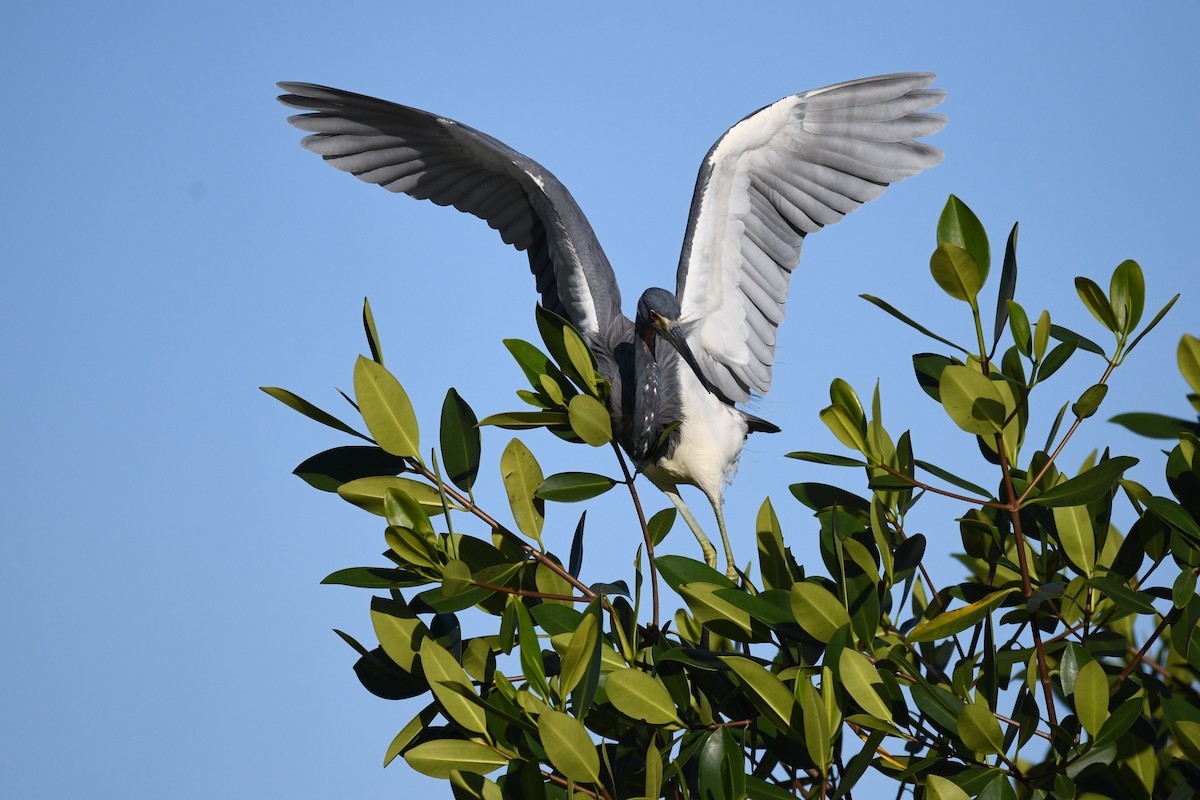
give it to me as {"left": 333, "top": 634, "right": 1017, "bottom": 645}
{"left": 4, "top": 3, "right": 1198, "bottom": 797}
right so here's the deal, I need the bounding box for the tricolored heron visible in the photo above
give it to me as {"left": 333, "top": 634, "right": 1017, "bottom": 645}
{"left": 278, "top": 73, "right": 946, "bottom": 579}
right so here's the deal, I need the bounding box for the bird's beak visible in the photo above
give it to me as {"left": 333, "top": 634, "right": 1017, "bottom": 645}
{"left": 655, "top": 316, "right": 719, "bottom": 395}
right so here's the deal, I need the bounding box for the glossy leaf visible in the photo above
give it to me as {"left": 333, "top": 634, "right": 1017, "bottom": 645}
{"left": 993, "top": 222, "right": 1018, "bottom": 345}
{"left": 362, "top": 297, "right": 384, "bottom": 364}
{"left": 403, "top": 740, "right": 507, "bottom": 779}
{"left": 913, "top": 352, "right": 964, "bottom": 402}
{"left": 260, "top": 386, "right": 371, "bottom": 441}
{"left": 1180, "top": 333, "right": 1200, "bottom": 394}
{"left": 1029, "top": 456, "right": 1138, "bottom": 507}
{"left": 420, "top": 637, "right": 487, "bottom": 735}
{"left": 558, "top": 612, "right": 598, "bottom": 697}
{"left": 1036, "top": 340, "right": 1077, "bottom": 382}
{"left": 930, "top": 242, "right": 984, "bottom": 303}
{"left": 1007, "top": 300, "right": 1031, "bottom": 357}
{"left": 860, "top": 294, "right": 969, "bottom": 354}
{"left": 540, "top": 710, "right": 600, "bottom": 783}
{"left": 354, "top": 356, "right": 420, "bottom": 458}
{"left": 820, "top": 404, "right": 867, "bottom": 452}
{"left": 535, "top": 471, "right": 616, "bottom": 503}
{"left": 1125, "top": 293, "right": 1180, "bottom": 355}
{"left": 478, "top": 411, "right": 569, "bottom": 429}
{"left": 1110, "top": 259, "right": 1145, "bottom": 334}
{"left": 500, "top": 439, "right": 544, "bottom": 542}
{"left": 383, "top": 703, "right": 438, "bottom": 767}
{"left": 838, "top": 649, "right": 893, "bottom": 722}
{"left": 385, "top": 486, "right": 434, "bottom": 536}
{"left": 926, "top": 775, "right": 971, "bottom": 800}
{"left": 322, "top": 566, "right": 423, "bottom": 588}
{"left": 441, "top": 389, "right": 481, "bottom": 492}
{"left": 938, "top": 195, "right": 990, "bottom": 276}
{"left": 338, "top": 476, "right": 451, "bottom": 517}
{"left": 1052, "top": 504, "right": 1096, "bottom": 578}
{"left": 789, "top": 582, "right": 850, "bottom": 642}
{"left": 721, "top": 656, "right": 798, "bottom": 730}
{"left": 796, "top": 677, "right": 830, "bottom": 773}
{"left": 1033, "top": 310, "right": 1051, "bottom": 362}
{"left": 1071, "top": 383, "right": 1108, "bottom": 419}
{"left": 648, "top": 507, "right": 676, "bottom": 546}
{"left": 909, "top": 588, "right": 1016, "bottom": 642}
{"left": 939, "top": 365, "right": 1006, "bottom": 435}
{"left": 293, "top": 446, "right": 407, "bottom": 492}
{"left": 567, "top": 394, "right": 612, "bottom": 446}
{"left": 1074, "top": 659, "right": 1109, "bottom": 737}
{"left": 1109, "top": 412, "right": 1200, "bottom": 439}
{"left": 1075, "top": 277, "right": 1119, "bottom": 332}
{"left": 606, "top": 668, "right": 680, "bottom": 725}
{"left": 1050, "top": 324, "right": 1106, "bottom": 357}
{"left": 959, "top": 701, "right": 1004, "bottom": 755}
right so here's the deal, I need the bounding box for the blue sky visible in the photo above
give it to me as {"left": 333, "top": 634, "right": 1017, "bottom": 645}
{"left": 4, "top": 3, "right": 1198, "bottom": 796}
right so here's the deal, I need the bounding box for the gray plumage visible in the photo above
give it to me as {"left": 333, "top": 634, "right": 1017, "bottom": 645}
{"left": 278, "top": 74, "right": 947, "bottom": 578}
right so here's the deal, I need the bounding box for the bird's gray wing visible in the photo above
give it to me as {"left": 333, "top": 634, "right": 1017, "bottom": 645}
{"left": 278, "top": 82, "right": 624, "bottom": 339}
{"left": 674, "top": 73, "right": 947, "bottom": 404}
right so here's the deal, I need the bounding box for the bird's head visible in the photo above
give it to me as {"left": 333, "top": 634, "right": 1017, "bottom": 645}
{"left": 635, "top": 288, "right": 717, "bottom": 393}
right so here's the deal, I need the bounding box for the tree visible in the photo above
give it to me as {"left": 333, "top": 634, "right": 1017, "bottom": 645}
{"left": 265, "top": 197, "right": 1200, "bottom": 799}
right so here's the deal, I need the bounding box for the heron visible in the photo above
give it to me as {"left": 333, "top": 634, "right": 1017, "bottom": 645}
{"left": 278, "top": 73, "right": 946, "bottom": 579}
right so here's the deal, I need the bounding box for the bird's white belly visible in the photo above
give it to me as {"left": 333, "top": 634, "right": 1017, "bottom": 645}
{"left": 651, "top": 360, "right": 748, "bottom": 502}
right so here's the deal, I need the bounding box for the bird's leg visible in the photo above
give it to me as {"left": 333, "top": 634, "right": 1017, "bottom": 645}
{"left": 708, "top": 494, "right": 739, "bottom": 582}
{"left": 658, "top": 485, "right": 719, "bottom": 570}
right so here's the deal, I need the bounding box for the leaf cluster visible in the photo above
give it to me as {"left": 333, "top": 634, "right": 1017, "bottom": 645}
{"left": 266, "top": 202, "right": 1200, "bottom": 799}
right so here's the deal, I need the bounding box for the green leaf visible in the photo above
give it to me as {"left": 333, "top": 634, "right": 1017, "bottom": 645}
{"left": 322, "top": 566, "right": 423, "bottom": 588}
{"left": 721, "top": 656, "right": 798, "bottom": 730}
{"left": 1075, "top": 277, "right": 1119, "bottom": 333}
{"left": 354, "top": 355, "right": 420, "bottom": 458}
{"left": 362, "top": 297, "right": 384, "bottom": 364}
{"left": 909, "top": 588, "right": 1016, "bottom": 642}
{"left": 1051, "top": 324, "right": 1106, "bottom": 357}
{"left": 421, "top": 637, "right": 488, "bottom": 735}
{"left": 648, "top": 507, "right": 676, "bottom": 546}
{"left": 383, "top": 703, "right": 438, "bottom": 766}
{"left": 562, "top": 326, "right": 600, "bottom": 393}
{"left": 1052, "top": 504, "right": 1096, "bottom": 578}
{"left": 535, "top": 471, "right": 617, "bottom": 503}
{"left": 500, "top": 439, "right": 544, "bottom": 542}
{"left": 796, "top": 677, "right": 830, "bottom": 773}
{"left": 921, "top": 777, "right": 969, "bottom": 800}
{"left": 930, "top": 242, "right": 984, "bottom": 303}
{"left": 371, "top": 596, "right": 428, "bottom": 672}
{"left": 440, "top": 389, "right": 481, "bottom": 492}
{"left": 1145, "top": 494, "right": 1200, "bottom": 543}
{"left": 789, "top": 582, "right": 850, "bottom": 642}
{"left": 478, "top": 411, "right": 569, "bottom": 429}
{"left": 1180, "top": 333, "right": 1200, "bottom": 395}
{"left": 1174, "top": 569, "right": 1198, "bottom": 609}
{"left": 605, "top": 668, "right": 681, "bottom": 725}
{"left": 1074, "top": 659, "right": 1109, "bottom": 737}
{"left": 260, "top": 386, "right": 372, "bottom": 441}
{"left": 558, "top": 612, "right": 598, "bottom": 697}
{"left": 915, "top": 459, "right": 994, "bottom": 499}
{"left": 1087, "top": 575, "right": 1157, "bottom": 615}
{"left": 513, "top": 600, "right": 550, "bottom": 699}
{"left": 1029, "top": 456, "right": 1138, "bottom": 507}
{"left": 292, "top": 445, "right": 408, "bottom": 492}
{"left": 993, "top": 223, "right": 1018, "bottom": 346}
{"left": 958, "top": 701, "right": 1004, "bottom": 755}
{"left": 1125, "top": 294, "right": 1180, "bottom": 355}
{"left": 1110, "top": 260, "right": 1145, "bottom": 334}
{"left": 539, "top": 710, "right": 600, "bottom": 783}
{"left": 403, "top": 740, "right": 507, "bottom": 779}
{"left": 838, "top": 649, "right": 893, "bottom": 723}
{"left": 913, "top": 353, "right": 964, "bottom": 402}
{"left": 1007, "top": 300, "right": 1031, "bottom": 358}
{"left": 786, "top": 450, "right": 867, "bottom": 467}
{"left": 1036, "top": 340, "right": 1077, "bottom": 382}
{"left": 1109, "top": 412, "right": 1200, "bottom": 439}
{"left": 655, "top": 555, "right": 737, "bottom": 592}
{"left": 939, "top": 365, "right": 1006, "bottom": 435}
{"left": 385, "top": 485, "right": 434, "bottom": 536}
{"left": 337, "top": 475, "right": 451, "bottom": 516}
{"left": 1033, "top": 310, "right": 1051, "bottom": 362}
{"left": 820, "top": 405, "right": 867, "bottom": 452}
{"left": 566, "top": 394, "right": 612, "bottom": 446}
{"left": 1071, "top": 383, "right": 1109, "bottom": 419}
{"left": 938, "top": 194, "right": 991, "bottom": 279}
{"left": 859, "top": 294, "right": 969, "bottom": 354}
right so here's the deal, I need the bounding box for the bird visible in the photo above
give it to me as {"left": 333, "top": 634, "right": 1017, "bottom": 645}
{"left": 278, "top": 74, "right": 946, "bottom": 580}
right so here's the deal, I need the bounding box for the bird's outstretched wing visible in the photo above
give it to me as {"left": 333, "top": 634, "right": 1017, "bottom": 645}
{"left": 674, "top": 73, "right": 947, "bottom": 404}
{"left": 278, "top": 83, "right": 624, "bottom": 339}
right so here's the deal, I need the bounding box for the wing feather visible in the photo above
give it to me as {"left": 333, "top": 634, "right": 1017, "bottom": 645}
{"left": 676, "top": 73, "right": 946, "bottom": 403}
{"left": 278, "top": 82, "right": 624, "bottom": 338}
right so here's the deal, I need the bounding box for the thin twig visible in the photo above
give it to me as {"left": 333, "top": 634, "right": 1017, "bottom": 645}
{"left": 612, "top": 442, "right": 661, "bottom": 630}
